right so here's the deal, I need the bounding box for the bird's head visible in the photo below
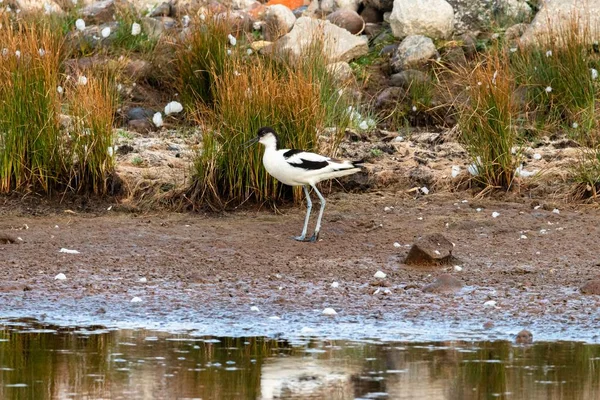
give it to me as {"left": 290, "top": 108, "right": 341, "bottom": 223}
{"left": 244, "top": 126, "right": 279, "bottom": 149}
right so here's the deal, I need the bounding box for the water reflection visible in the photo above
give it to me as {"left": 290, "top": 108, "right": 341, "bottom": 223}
{"left": 0, "top": 321, "right": 599, "bottom": 399}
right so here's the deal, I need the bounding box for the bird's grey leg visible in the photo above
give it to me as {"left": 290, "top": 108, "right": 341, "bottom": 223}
{"left": 309, "top": 184, "right": 326, "bottom": 242}
{"left": 293, "top": 185, "right": 312, "bottom": 241}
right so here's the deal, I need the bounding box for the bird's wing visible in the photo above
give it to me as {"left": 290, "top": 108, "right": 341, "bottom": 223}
{"left": 283, "top": 150, "right": 331, "bottom": 170}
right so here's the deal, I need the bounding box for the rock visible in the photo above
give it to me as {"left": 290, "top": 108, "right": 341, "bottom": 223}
{"left": 405, "top": 233, "right": 454, "bottom": 266}
{"left": 521, "top": 0, "right": 600, "bottom": 46}
{"left": 326, "top": 9, "right": 365, "bottom": 35}
{"left": 80, "top": 0, "right": 116, "bottom": 25}
{"left": 581, "top": 279, "right": 600, "bottom": 295}
{"left": 363, "top": 0, "right": 393, "bottom": 13}
{"left": 264, "top": 5, "right": 296, "bottom": 41}
{"left": 0, "top": 233, "right": 18, "bottom": 244}
{"left": 504, "top": 23, "right": 528, "bottom": 42}
{"left": 499, "top": 0, "right": 531, "bottom": 19}
{"left": 360, "top": 6, "right": 383, "bottom": 23}
{"left": 408, "top": 166, "right": 434, "bottom": 187}
{"left": 126, "top": 107, "right": 154, "bottom": 121}
{"left": 215, "top": 11, "right": 254, "bottom": 34}
{"left": 124, "top": 58, "right": 152, "bottom": 80}
{"left": 272, "top": 16, "right": 368, "bottom": 63}
{"left": 326, "top": 61, "right": 355, "bottom": 84}
{"left": 389, "top": 69, "right": 429, "bottom": 88}
{"left": 363, "top": 23, "right": 384, "bottom": 38}
{"left": 422, "top": 274, "right": 463, "bottom": 293}
{"left": 231, "top": 0, "right": 257, "bottom": 10}
{"left": 442, "top": 46, "right": 466, "bottom": 68}
{"left": 374, "top": 87, "right": 406, "bottom": 111}
{"left": 149, "top": 2, "right": 171, "bottom": 17}
{"left": 128, "top": 119, "right": 155, "bottom": 133}
{"left": 460, "top": 31, "right": 478, "bottom": 58}
{"left": 515, "top": 329, "right": 533, "bottom": 344}
{"left": 320, "top": 0, "right": 361, "bottom": 13}
{"left": 390, "top": 35, "right": 437, "bottom": 73}
{"left": 389, "top": 0, "right": 454, "bottom": 39}
{"left": 15, "top": 0, "right": 64, "bottom": 14}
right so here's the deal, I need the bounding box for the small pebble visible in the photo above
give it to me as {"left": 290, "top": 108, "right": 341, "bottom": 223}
{"left": 492, "top": 212, "right": 500, "bottom": 218}
{"left": 139, "top": 277, "right": 147, "bottom": 283}
{"left": 533, "top": 153, "right": 542, "bottom": 160}
{"left": 374, "top": 271, "right": 387, "bottom": 279}
{"left": 420, "top": 187, "right": 429, "bottom": 195}
{"left": 54, "top": 273, "right": 67, "bottom": 280}
{"left": 131, "top": 297, "right": 142, "bottom": 303}
{"left": 453, "top": 265, "right": 463, "bottom": 272}
{"left": 331, "top": 281, "right": 339, "bottom": 288}
{"left": 393, "top": 242, "right": 401, "bottom": 248}
{"left": 520, "top": 235, "right": 527, "bottom": 240}
{"left": 322, "top": 308, "right": 337, "bottom": 316}
{"left": 552, "top": 208, "right": 560, "bottom": 214}
{"left": 250, "top": 306, "right": 259, "bottom": 312}
{"left": 483, "top": 300, "right": 497, "bottom": 308}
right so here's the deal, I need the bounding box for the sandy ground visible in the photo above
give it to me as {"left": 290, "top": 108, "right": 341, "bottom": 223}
{"left": 1, "top": 191, "right": 600, "bottom": 342}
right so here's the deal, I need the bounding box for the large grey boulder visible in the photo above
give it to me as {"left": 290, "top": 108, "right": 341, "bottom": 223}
{"left": 271, "top": 16, "right": 369, "bottom": 63}
{"left": 446, "top": 0, "right": 529, "bottom": 33}
{"left": 326, "top": 9, "right": 365, "bottom": 35}
{"left": 521, "top": 0, "right": 600, "bottom": 45}
{"left": 390, "top": 35, "right": 438, "bottom": 73}
{"left": 389, "top": 0, "right": 454, "bottom": 39}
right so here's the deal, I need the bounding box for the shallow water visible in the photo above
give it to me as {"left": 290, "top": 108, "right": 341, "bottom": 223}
{"left": 1, "top": 320, "right": 599, "bottom": 400}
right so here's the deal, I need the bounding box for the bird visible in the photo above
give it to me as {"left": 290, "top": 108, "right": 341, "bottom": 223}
{"left": 245, "top": 126, "right": 362, "bottom": 242}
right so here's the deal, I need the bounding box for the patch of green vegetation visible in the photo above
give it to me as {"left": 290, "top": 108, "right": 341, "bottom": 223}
{"left": 131, "top": 156, "right": 144, "bottom": 166}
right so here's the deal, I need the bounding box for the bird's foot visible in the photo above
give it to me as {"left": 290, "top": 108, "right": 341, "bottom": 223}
{"left": 292, "top": 235, "right": 307, "bottom": 242}
{"left": 309, "top": 232, "right": 320, "bottom": 242}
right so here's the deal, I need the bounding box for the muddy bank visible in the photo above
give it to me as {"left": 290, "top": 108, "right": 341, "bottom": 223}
{"left": 1, "top": 192, "right": 600, "bottom": 342}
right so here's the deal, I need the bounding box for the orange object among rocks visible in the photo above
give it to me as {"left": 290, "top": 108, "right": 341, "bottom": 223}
{"left": 264, "top": 0, "right": 306, "bottom": 9}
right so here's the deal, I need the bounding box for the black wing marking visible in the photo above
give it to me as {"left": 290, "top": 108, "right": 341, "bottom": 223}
{"left": 288, "top": 158, "right": 330, "bottom": 170}
{"left": 283, "top": 149, "right": 303, "bottom": 159}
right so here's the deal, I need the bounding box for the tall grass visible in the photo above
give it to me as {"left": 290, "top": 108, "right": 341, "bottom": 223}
{"left": 67, "top": 72, "right": 117, "bottom": 194}
{"left": 459, "top": 51, "right": 518, "bottom": 189}
{"left": 174, "top": 14, "right": 233, "bottom": 108}
{"left": 510, "top": 15, "right": 600, "bottom": 142}
{"left": 0, "top": 15, "right": 117, "bottom": 195}
{"left": 572, "top": 146, "right": 600, "bottom": 199}
{"left": 0, "top": 17, "right": 64, "bottom": 193}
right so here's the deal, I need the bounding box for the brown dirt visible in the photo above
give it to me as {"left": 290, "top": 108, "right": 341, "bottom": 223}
{"left": 1, "top": 191, "right": 600, "bottom": 341}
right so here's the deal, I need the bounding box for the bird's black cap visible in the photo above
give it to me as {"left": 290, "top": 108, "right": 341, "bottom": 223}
{"left": 257, "top": 126, "right": 276, "bottom": 137}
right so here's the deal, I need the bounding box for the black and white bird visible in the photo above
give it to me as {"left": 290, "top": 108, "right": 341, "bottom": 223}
{"left": 246, "top": 126, "right": 362, "bottom": 242}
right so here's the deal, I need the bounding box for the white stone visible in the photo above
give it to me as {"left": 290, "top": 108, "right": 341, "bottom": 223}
{"left": 139, "top": 277, "right": 147, "bottom": 283}
{"left": 75, "top": 18, "right": 86, "bottom": 31}
{"left": 164, "top": 101, "right": 183, "bottom": 115}
{"left": 389, "top": 0, "right": 454, "bottom": 39}
{"left": 492, "top": 212, "right": 500, "bottom": 218}
{"left": 152, "top": 112, "right": 163, "bottom": 127}
{"left": 533, "top": 153, "right": 542, "bottom": 160}
{"left": 451, "top": 165, "right": 460, "bottom": 178}
{"left": 454, "top": 265, "right": 463, "bottom": 272}
{"left": 331, "top": 281, "right": 339, "bottom": 288}
{"left": 54, "top": 273, "right": 67, "bottom": 280}
{"left": 77, "top": 76, "right": 88, "bottom": 86}
{"left": 131, "top": 296, "right": 143, "bottom": 303}
{"left": 131, "top": 22, "right": 141, "bottom": 36}
{"left": 484, "top": 300, "right": 497, "bottom": 308}
{"left": 250, "top": 306, "right": 260, "bottom": 311}
{"left": 273, "top": 17, "right": 368, "bottom": 63}
{"left": 393, "top": 242, "right": 401, "bottom": 248}
{"left": 322, "top": 307, "right": 338, "bottom": 316}
{"left": 59, "top": 248, "right": 80, "bottom": 254}
{"left": 552, "top": 208, "right": 560, "bottom": 214}
{"left": 374, "top": 270, "right": 387, "bottom": 279}
{"left": 228, "top": 33, "right": 237, "bottom": 46}
{"left": 420, "top": 186, "right": 429, "bottom": 195}
{"left": 592, "top": 68, "right": 599, "bottom": 80}
{"left": 520, "top": 234, "right": 528, "bottom": 239}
